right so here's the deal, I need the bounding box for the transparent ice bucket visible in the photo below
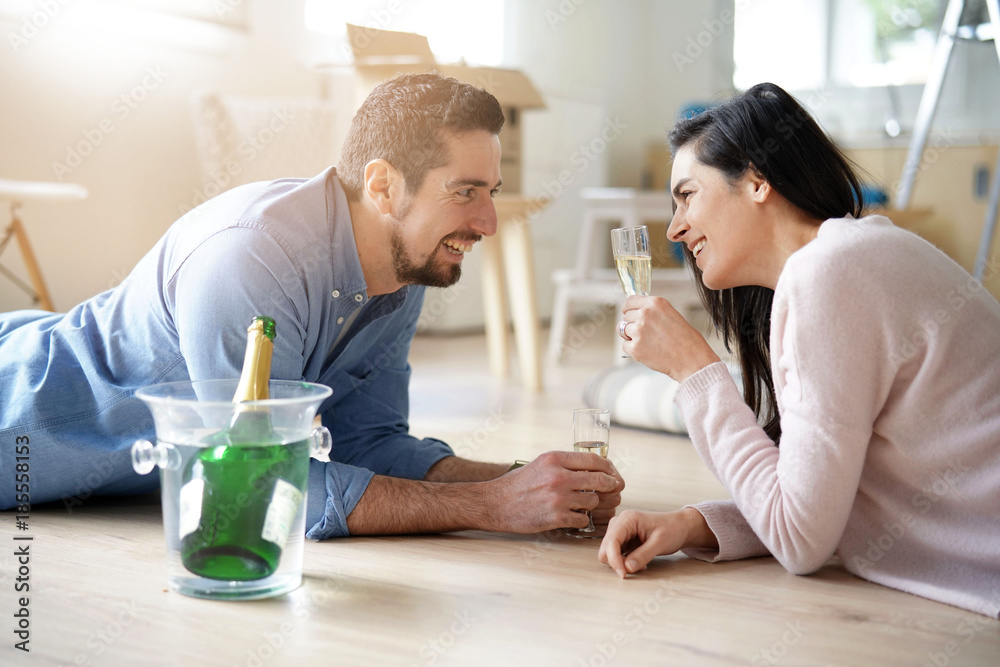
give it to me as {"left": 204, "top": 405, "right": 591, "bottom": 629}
{"left": 131, "top": 380, "right": 331, "bottom": 600}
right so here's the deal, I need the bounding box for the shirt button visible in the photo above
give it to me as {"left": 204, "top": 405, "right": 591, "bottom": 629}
{"left": 354, "top": 294, "right": 364, "bottom": 303}
{"left": 336, "top": 317, "right": 344, "bottom": 325}
{"left": 331, "top": 290, "right": 341, "bottom": 298}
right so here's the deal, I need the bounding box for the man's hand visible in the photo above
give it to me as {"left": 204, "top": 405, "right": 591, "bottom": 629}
{"left": 486, "top": 451, "right": 624, "bottom": 533}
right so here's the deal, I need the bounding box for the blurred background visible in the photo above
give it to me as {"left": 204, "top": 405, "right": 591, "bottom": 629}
{"left": 1, "top": 0, "right": 997, "bottom": 326}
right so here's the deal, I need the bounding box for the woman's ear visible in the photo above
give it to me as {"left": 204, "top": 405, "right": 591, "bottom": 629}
{"left": 363, "top": 159, "right": 402, "bottom": 215}
{"left": 745, "top": 163, "right": 772, "bottom": 203}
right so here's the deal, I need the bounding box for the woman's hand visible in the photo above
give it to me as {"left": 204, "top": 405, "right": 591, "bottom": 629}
{"left": 598, "top": 507, "right": 718, "bottom": 577}
{"left": 619, "top": 295, "right": 720, "bottom": 383}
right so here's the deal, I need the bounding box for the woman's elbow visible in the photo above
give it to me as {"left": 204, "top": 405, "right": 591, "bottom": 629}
{"left": 773, "top": 544, "right": 836, "bottom": 575}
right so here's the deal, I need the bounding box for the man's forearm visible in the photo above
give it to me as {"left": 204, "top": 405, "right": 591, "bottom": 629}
{"left": 424, "top": 455, "right": 511, "bottom": 482}
{"left": 343, "top": 451, "right": 624, "bottom": 537}
{"left": 345, "top": 474, "right": 498, "bottom": 535}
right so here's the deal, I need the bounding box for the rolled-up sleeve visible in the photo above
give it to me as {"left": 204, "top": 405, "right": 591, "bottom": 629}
{"left": 304, "top": 460, "right": 375, "bottom": 539}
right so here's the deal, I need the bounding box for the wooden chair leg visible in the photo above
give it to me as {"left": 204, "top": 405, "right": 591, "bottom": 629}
{"left": 9, "top": 211, "right": 55, "bottom": 311}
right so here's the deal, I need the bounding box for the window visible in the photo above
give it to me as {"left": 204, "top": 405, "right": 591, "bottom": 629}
{"left": 830, "top": 0, "right": 943, "bottom": 87}
{"left": 734, "top": 0, "right": 947, "bottom": 91}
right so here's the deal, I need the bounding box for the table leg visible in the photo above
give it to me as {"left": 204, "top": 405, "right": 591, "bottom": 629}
{"left": 500, "top": 215, "right": 543, "bottom": 392}
{"left": 480, "top": 233, "right": 509, "bottom": 378}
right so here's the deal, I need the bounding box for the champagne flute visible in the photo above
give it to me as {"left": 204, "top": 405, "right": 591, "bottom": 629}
{"left": 567, "top": 408, "right": 611, "bottom": 539}
{"left": 611, "top": 225, "right": 652, "bottom": 297}
{"left": 611, "top": 226, "right": 651, "bottom": 358}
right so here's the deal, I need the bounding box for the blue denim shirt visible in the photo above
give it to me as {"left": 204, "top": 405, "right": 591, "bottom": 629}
{"left": 0, "top": 167, "right": 454, "bottom": 538}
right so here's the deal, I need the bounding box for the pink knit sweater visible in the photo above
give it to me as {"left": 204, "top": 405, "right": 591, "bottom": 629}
{"left": 676, "top": 215, "right": 1000, "bottom": 617}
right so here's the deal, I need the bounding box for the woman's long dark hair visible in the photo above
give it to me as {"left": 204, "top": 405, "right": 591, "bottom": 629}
{"left": 668, "top": 83, "right": 865, "bottom": 444}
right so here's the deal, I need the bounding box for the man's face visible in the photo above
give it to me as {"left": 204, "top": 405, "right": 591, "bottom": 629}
{"left": 389, "top": 129, "right": 502, "bottom": 288}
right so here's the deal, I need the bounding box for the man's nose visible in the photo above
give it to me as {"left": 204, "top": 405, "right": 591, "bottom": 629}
{"left": 474, "top": 197, "right": 498, "bottom": 238}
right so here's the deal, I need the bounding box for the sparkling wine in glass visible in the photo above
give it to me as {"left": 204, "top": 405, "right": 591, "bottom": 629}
{"left": 567, "top": 408, "right": 611, "bottom": 539}
{"left": 611, "top": 226, "right": 652, "bottom": 297}
{"left": 611, "top": 226, "right": 651, "bottom": 358}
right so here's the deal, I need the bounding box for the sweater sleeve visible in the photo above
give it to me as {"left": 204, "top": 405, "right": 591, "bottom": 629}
{"left": 681, "top": 500, "right": 771, "bottom": 562}
{"left": 676, "top": 261, "right": 886, "bottom": 575}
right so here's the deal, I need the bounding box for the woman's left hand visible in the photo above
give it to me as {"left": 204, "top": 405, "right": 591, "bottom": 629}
{"left": 619, "top": 295, "right": 720, "bottom": 383}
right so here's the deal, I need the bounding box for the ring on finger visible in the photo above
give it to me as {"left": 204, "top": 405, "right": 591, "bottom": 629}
{"left": 617, "top": 320, "right": 631, "bottom": 341}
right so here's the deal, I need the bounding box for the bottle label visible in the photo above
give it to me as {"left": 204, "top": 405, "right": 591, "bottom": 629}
{"left": 179, "top": 478, "right": 205, "bottom": 540}
{"left": 261, "top": 479, "right": 303, "bottom": 550}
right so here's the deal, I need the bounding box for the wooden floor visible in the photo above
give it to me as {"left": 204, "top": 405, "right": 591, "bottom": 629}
{"left": 3, "top": 321, "right": 999, "bottom": 666}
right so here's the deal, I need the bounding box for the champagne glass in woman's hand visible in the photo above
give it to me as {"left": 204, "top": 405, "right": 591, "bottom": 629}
{"left": 611, "top": 226, "right": 651, "bottom": 357}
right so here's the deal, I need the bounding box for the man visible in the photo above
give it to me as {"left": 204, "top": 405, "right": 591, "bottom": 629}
{"left": 0, "top": 73, "right": 623, "bottom": 538}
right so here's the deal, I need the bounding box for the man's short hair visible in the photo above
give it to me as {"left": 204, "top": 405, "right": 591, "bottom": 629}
{"left": 337, "top": 72, "right": 505, "bottom": 201}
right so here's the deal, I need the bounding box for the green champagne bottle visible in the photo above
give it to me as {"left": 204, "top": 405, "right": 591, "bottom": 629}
{"left": 178, "top": 316, "right": 310, "bottom": 581}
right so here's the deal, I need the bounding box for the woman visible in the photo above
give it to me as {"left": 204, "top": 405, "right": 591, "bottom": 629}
{"left": 598, "top": 82, "right": 1000, "bottom": 617}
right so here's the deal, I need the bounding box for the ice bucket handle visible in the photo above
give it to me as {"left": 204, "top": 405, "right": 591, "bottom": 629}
{"left": 131, "top": 439, "right": 180, "bottom": 475}
{"left": 310, "top": 426, "right": 332, "bottom": 458}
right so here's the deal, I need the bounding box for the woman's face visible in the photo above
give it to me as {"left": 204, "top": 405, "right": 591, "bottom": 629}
{"left": 667, "top": 146, "right": 771, "bottom": 290}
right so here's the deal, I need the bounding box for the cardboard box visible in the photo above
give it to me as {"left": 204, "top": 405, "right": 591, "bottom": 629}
{"left": 346, "top": 24, "right": 545, "bottom": 193}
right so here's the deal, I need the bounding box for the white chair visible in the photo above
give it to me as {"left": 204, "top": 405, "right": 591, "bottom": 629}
{"left": 191, "top": 93, "right": 342, "bottom": 194}
{"left": 547, "top": 187, "right": 702, "bottom": 364}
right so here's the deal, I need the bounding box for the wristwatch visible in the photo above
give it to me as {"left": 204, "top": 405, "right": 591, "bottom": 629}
{"left": 507, "top": 459, "right": 529, "bottom": 472}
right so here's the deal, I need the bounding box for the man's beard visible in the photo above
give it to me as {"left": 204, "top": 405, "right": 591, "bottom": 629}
{"left": 388, "top": 196, "right": 466, "bottom": 287}
{"left": 390, "top": 226, "right": 463, "bottom": 288}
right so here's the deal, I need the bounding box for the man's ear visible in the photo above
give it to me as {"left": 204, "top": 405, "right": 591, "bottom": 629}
{"left": 745, "top": 163, "right": 772, "bottom": 203}
{"left": 363, "top": 159, "right": 404, "bottom": 215}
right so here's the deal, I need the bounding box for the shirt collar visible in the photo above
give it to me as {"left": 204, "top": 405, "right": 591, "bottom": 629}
{"left": 324, "top": 167, "right": 409, "bottom": 311}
